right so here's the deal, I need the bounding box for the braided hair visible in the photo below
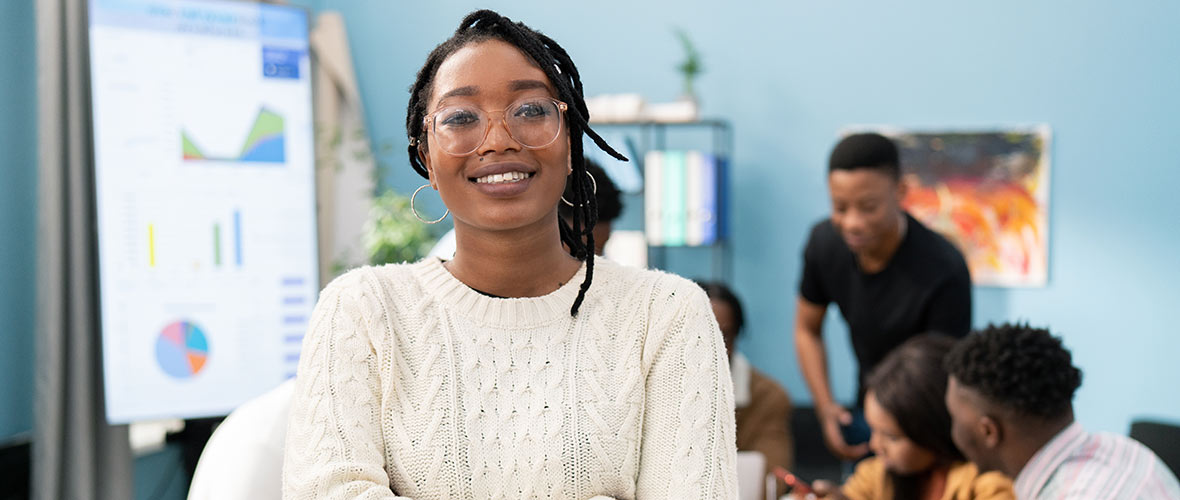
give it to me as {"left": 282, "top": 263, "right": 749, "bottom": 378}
{"left": 405, "top": 10, "right": 627, "bottom": 316}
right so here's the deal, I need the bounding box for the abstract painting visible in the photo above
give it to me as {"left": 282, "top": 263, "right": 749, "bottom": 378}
{"left": 850, "top": 126, "right": 1051, "bottom": 287}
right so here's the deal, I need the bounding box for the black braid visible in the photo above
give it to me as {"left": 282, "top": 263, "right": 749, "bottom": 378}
{"left": 405, "top": 9, "right": 626, "bottom": 316}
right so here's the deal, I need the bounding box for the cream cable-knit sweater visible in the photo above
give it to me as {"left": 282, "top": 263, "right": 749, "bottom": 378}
{"left": 283, "top": 257, "right": 738, "bottom": 499}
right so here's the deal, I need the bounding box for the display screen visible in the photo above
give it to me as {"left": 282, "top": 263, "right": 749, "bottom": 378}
{"left": 89, "top": 0, "right": 317, "bottom": 423}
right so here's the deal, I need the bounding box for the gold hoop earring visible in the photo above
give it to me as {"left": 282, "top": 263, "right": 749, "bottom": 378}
{"left": 411, "top": 184, "right": 449, "bottom": 224}
{"left": 561, "top": 171, "right": 597, "bottom": 207}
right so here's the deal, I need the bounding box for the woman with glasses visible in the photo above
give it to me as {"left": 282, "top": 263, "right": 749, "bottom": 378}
{"left": 282, "top": 9, "right": 738, "bottom": 500}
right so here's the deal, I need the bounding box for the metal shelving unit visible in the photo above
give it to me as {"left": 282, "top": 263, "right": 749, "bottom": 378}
{"left": 591, "top": 119, "right": 734, "bottom": 282}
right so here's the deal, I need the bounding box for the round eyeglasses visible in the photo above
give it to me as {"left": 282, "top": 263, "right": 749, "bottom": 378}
{"left": 424, "top": 97, "right": 568, "bottom": 156}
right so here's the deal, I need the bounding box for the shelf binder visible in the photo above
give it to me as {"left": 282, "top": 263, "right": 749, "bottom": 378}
{"left": 644, "top": 150, "right": 725, "bottom": 247}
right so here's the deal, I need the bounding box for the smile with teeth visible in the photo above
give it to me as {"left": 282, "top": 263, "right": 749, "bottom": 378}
{"left": 473, "top": 171, "right": 533, "bottom": 184}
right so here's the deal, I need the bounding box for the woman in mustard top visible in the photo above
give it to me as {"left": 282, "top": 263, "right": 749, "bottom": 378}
{"left": 813, "top": 334, "right": 1014, "bottom": 500}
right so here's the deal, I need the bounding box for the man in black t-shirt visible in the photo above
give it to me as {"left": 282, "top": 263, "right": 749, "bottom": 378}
{"left": 794, "top": 132, "right": 972, "bottom": 461}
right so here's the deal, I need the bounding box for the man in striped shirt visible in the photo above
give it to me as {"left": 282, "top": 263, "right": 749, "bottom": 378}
{"left": 943, "top": 323, "right": 1180, "bottom": 499}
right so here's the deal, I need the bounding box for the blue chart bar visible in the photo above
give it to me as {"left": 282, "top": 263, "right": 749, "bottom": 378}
{"left": 233, "top": 210, "right": 242, "bottom": 267}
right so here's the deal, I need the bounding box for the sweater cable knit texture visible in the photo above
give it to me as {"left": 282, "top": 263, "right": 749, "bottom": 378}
{"left": 283, "top": 257, "right": 738, "bottom": 499}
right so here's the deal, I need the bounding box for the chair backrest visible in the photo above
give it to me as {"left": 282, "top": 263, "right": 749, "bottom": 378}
{"left": 791, "top": 406, "right": 844, "bottom": 482}
{"left": 1129, "top": 420, "right": 1180, "bottom": 478}
{"left": 188, "top": 379, "right": 294, "bottom": 500}
{"left": 736, "top": 450, "right": 769, "bottom": 500}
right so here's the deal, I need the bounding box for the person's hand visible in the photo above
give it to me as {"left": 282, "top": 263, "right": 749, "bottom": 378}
{"left": 809, "top": 479, "right": 848, "bottom": 499}
{"left": 817, "top": 404, "right": 870, "bottom": 461}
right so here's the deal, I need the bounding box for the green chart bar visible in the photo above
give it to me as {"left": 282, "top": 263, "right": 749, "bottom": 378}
{"left": 213, "top": 223, "right": 221, "bottom": 267}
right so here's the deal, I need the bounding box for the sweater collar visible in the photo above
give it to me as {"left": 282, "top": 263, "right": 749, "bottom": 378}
{"left": 413, "top": 256, "right": 590, "bottom": 328}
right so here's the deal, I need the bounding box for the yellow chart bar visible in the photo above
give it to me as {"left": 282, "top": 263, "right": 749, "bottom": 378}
{"left": 148, "top": 223, "right": 156, "bottom": 268}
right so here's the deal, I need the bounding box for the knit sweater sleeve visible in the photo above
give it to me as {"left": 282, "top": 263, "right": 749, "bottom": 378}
{"left": 283, "top": 270, "right": 410, "bottom": 500}
{"left": 634, "top": 278, "right": 739, "bottom": 499}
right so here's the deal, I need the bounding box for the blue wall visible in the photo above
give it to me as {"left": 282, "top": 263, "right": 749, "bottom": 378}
{"left": 0, "top": 0, "right": 38, "bottom": 442}
{"left": 316, "top": 0, "right": 1180, "bottom": 433}
{"left": 3, "top": 3, "right": 1176, "bottom": 493}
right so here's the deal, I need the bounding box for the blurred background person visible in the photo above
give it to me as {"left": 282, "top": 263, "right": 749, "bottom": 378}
{"left": 812, "top": 334, "right": 1013, "bottom": 500}
{"left": 701, "top": 281, "right": 794, "bottom": 499}
{"left": 945, "top": 324, "right": 1180, "bottom": 499}
{"left": 795, "top": 133, "right": 972, "bottom": 461}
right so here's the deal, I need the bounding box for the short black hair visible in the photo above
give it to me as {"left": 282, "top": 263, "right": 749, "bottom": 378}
{"left": 697, "top": 281, "right": 744, "bottom": 336}
{"left": 829, "top": 132, "right": 901, "bottom": 180}
{"left": 945, "top": 323, "right": 1083, "bottom": 420}
{"left": 560, "top": 159, "right": 623, "bottom": 223}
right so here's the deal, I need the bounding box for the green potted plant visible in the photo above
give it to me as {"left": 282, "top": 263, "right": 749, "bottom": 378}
{"left": 362, "top": 189, "right": 439, "bottom": 266}
{"left": 674, "top": 28, "right": 704, "bottom": 104}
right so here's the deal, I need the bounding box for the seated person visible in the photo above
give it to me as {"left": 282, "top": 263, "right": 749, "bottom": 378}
{"left": 814, "top": 334, "right": 1014, "bottom": 500}
{"left": 700, "top": 282, "right": 794, "bottom": 498}
{"left": 190, "top": 163, "right": 624, "bottom": 500}
{"left": 944, "top": 323, "right": 1180, "bottom": 499}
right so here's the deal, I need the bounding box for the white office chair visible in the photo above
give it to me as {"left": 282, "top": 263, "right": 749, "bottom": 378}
{"left": 187, "top": 379, "right": 295, "bottom": 500}
{"left": 736, "top": 450, "right": 778, "bottom": 500}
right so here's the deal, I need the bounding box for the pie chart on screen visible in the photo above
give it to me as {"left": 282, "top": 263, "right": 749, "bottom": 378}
{"left": 155, "top": 320, "right": 209, "bottom": 379}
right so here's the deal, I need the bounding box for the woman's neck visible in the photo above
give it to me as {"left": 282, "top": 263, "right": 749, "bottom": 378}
{"left": 919, "top": 464, "right": 950, "bottom": 500}
{"left": 447, "top": 215, "right": 582, "bottom": 298}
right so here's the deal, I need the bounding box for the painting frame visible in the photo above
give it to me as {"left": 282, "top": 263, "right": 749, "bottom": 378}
{"left": 843, "top": 125, "right": 1052, "bottom": 288}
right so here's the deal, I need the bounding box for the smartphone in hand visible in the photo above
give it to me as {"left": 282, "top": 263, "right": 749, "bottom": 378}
{"left": 772, "top": 466, "right": 813, "bottom": 495}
